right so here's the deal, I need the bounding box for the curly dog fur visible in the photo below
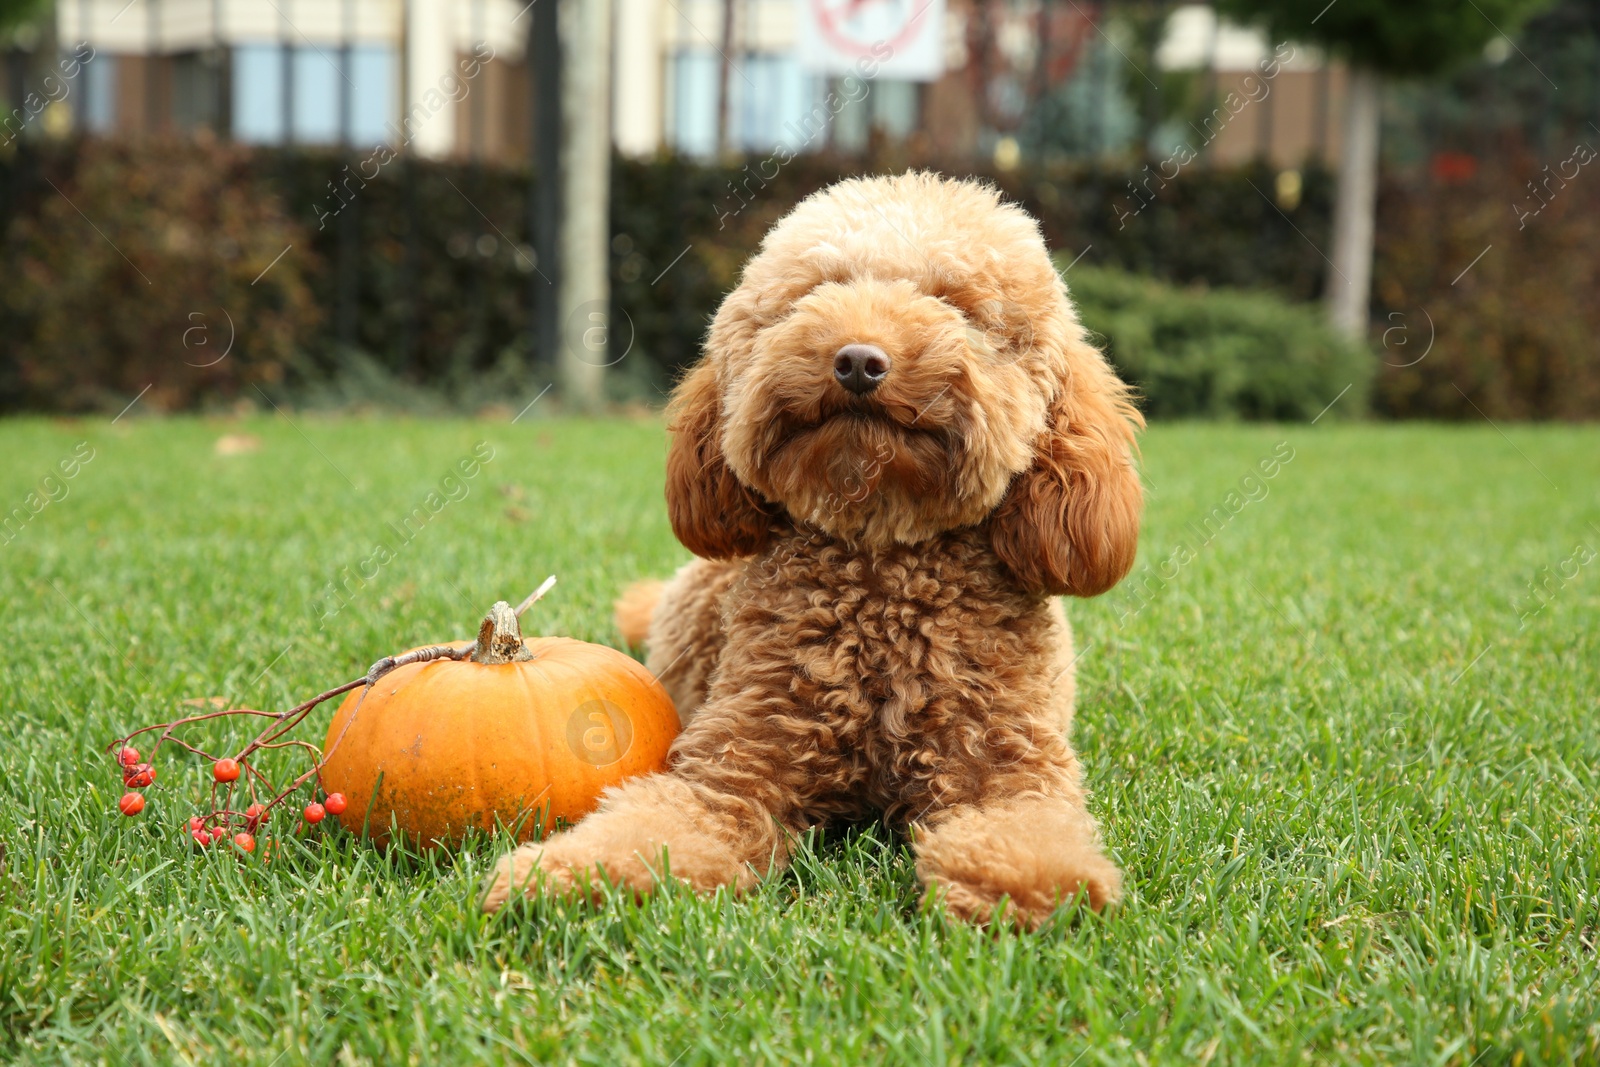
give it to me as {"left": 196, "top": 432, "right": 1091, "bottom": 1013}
{"left": 484, "top": 172, "right": 1143, "bottom": 927}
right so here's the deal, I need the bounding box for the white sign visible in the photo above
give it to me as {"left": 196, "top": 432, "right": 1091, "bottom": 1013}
{"left": 797, "top": 0, "right": 946, "bottom": 83}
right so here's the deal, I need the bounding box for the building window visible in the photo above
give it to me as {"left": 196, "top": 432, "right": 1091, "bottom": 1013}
{"left": 668, "top": 49, "right": 718, "bottom": 157}
{"left": 80, "top": 51, "right": 117, "bottom": 133}
{"left": 232, "top": 42, "right": 396, "bottom": 145}
{"left": 173, "top": 51, "right": 226, "bottom": 132}
{"left": 669, "top": 50, "right": 830, "bottom": 157}
{"left": 733, "top": 53, "right": 816, "bottom": 151}
{"left": 347, "top": 46, "right": 396, "bottom": 145}
{"left": 233, "top": 44, "right": 285, "bottom": 143}
{"left": 871, "top": 80, "right": 917, "bottom": 140}
{"left": 292, "top": 47, "right": 341, "bottom": 143}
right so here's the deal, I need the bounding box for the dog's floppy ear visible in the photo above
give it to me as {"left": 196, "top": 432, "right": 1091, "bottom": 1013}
{"left": 664, "top": 359, "right": 776, "bottom": 559}
{"left": 989, "top": 335, "right": 1144, "bottom": 597}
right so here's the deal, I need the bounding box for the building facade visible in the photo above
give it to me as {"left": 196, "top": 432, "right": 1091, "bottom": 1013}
{"left": 41, "top": 0, "right": 1346, "bottom": 169}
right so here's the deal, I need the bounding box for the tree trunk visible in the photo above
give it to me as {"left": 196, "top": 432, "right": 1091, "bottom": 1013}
{"left": 558, "top": 0, "right": 610, "bottom": 411}
{"left": 1325, "top": 65, "right": 1380, "bottom": 340}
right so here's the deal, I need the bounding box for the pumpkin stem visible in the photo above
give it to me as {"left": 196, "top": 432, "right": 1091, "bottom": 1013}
{"left": 472, "top": 601, "right": 534, "bottom": 664}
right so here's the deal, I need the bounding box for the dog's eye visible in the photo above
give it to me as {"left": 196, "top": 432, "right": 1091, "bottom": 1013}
{"left": 958, "top": 298, "right": 1037, "bottom": 365}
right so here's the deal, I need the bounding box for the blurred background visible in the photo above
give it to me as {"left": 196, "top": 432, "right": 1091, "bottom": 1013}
{"left": 0, "top": 0, "right": 1595, "bottom": 421}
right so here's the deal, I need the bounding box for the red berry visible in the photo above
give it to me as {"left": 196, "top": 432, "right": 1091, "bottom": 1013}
{"left": 187, "top": 815, "right": 206, "bottom": 832}
{"left": 118, "top": 792, "right": 145, "bottom": 816}
{"left": 233, "top": 832, "right": 256, "bottom": 853}
{"left": 303, "top": 802, "right": 325, "bottom": 825}
{"left": 124, "top": 763, "right": 156, "bottom": 788}
{"left": 213, "top": 758, "right": 240, "bottom": 783}
{"left": 244, "top": 803, "right": 267, "bottom": 828}
{"left": 191, "top": 829, "right": 212, "bottom": 847}
{"left": 323, "top": 793, "right": 347, "bottom": 816}
{"left": 118, "top": 746, "right": 141, "bottom": 767}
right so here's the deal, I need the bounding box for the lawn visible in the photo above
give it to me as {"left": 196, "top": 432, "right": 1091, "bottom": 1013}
{"left": 1, "top": 414, "right": 1596, "bottom": 1065}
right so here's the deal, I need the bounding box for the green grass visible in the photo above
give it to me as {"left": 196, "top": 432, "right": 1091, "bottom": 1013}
{"left": 1, "top": 415, "right": 1596, "bottom": 1065}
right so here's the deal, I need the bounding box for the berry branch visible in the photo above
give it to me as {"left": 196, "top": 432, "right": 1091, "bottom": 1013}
{"left": 105, "top": 579, "right": 557, "bottom": 852}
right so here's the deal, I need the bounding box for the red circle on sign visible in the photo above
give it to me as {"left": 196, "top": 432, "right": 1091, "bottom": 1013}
{"left": 814, "top": 0, "right": 932, "bottom": 60}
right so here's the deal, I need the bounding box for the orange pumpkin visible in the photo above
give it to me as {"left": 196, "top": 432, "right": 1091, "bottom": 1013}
{"left": 320, "top": 600, "right": 679, "bottom": 846}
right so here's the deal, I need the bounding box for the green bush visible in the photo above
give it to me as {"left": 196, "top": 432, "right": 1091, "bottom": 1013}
{"left": 1372, "top": 149, "right": 1600, "bottom": 420}
{"left": 0, "top": 137, "right": 319, "bottom": 412}
{"left": 1064, "top": 263, "right": 1374, "bottom": 420}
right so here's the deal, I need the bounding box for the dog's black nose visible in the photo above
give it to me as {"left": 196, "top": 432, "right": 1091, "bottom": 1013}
{"left": 833, "top": 344, "right": 891, "bottom": 395}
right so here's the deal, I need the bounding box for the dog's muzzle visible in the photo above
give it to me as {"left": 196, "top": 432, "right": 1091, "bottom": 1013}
{"left": 833, "top": 344, "right": 891, "bottom": 396}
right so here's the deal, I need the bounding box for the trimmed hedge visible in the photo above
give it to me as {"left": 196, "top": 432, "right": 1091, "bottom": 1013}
{"left": 1066, "top": 264, "right": 1374, "bottom": 420}
{"left": 1, "top": 140, "right": 1345, "bottom": 417}
{"left": 0, "top": 137, "right": 319, "bottom": 412}
{"left": 1371, "top": 145, "right": 1600, "bottom": 420}
{"left": 1, "top": 137, "right": 1595, "bottom": 419}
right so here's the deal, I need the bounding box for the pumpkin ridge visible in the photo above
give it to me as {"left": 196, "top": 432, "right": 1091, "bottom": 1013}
{"left": 518, "top": 657, "right": 553, "bottom": 835}
{"left": 464, "top": 668, "right": 482, "bottom": 839}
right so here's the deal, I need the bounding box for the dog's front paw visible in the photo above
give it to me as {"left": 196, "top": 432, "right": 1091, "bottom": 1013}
{"left": 920, "top": 849, "right": 1122, "bottom": 928}
{"left": 480, "top": 773, "right": 778, "bottom": 912}
{"left": 913, "top": 796, "right": 1123, "bottom": 928}
{"left": 481, "top": 842, "right": 578, "bottom": 912}
{"left": 479, "top": 817, "right": 682, "bottom": 912}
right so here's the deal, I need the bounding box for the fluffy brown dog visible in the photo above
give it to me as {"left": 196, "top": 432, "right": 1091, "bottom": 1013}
{"left": 483, "top": 172, "right": 1143, "bottom": 926}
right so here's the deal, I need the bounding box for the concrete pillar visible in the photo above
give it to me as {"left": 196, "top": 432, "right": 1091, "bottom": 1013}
{"left": 403, "top": 0, "right": 456, "bottom": 157}
{"left": 613, "top": 0, "right": 661, "bottom": 157}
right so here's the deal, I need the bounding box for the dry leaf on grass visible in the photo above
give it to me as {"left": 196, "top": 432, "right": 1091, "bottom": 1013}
{"left": 214, "top": 434, "right": 261, "bottom": 456}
